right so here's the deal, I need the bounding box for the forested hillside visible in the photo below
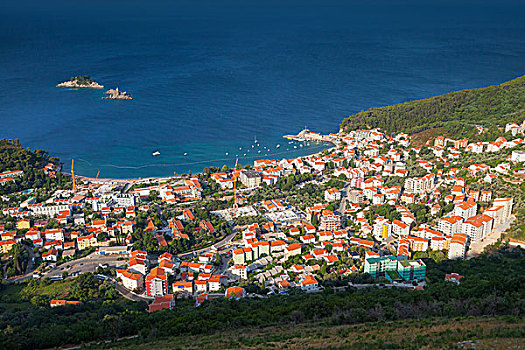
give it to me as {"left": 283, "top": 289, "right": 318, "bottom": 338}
{"left": 0, "top": 139, "right": 69, "bottom": 194}
{"left": 341, "top": 75, "right": 525, "bottom": 139}
{"left": 0, "top": 245, "right": 523, "bottom": 349}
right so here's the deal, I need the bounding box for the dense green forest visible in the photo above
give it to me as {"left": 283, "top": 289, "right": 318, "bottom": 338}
{"left": 0, "top": 245, "right": 523, "bottom": 349}
{"left": 340, "top": 75, "right": 525, "bottom": 139}
{"left": 0, "top": 139, "right": 69, "bottom": 195}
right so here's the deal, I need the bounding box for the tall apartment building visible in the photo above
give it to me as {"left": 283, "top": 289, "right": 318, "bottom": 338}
{"left": 404, "top": 174, "right": 435, "bottom": 194}
{"left": 438, "top": 216, "right": 464, "bottom": 235}
{"left": 454, "top": 200, "right": 477, "bottom": 220}
{"left": 448, "top": 233, "right": 468, "bottom": 259}
{"left": 397, "top": 259, "right": 426, "bottom": 282}
{"left": 364, "top": 255, "right": 426, "bottom": 282}
{"left": 319, "top": 210, "right": 341, "bottom": 231}
{"left": 484, "top": 206, "right": 505, "bottom": 225}
{"left": 146, "top": 267, "right": 168, "bottom": 297}
{"left": 492, "top": 197, "right": 513, "bottom": 221}
{"left": 461, "top": 214, "right": 493, "bottom": 243}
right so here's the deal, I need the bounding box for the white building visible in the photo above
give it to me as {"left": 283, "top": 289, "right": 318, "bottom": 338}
{"left": 454, "top": 201, "right": 477, "bottom": 220}
{"left": 448, "top": 233, "right": 468, "bottom": 260}
{"left": 44, "top": 229, "right": 65, "bottom": 242}
{"left": 492, "top": 197, "right": 513, "bottom": 221}
{"left": 511, "top": 150, "right": 525, "bottom": 163}
{"left": 438, "top": 216, "right": 464, "bottom": 236}
{"left": 324, "top": 188, "right": 341, "bottom": 202}
{"left": 116, "top": 269, "right": 143, "bottom": 291}
{"left": 461, "top": 214, "right": 493, "bottom": 243}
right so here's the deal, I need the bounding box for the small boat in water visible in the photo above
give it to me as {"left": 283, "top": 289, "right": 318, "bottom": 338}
{"left": 225, "top": 152, "right": 229, "bottom": 155}
{"left": 184, "top": 152, "right": 188, "bottom": 156}
{"left": 276, "top": 144, "right": 280, "bottom": 148}
{"left": 152, "top": 151, "right": 160, "bottom": 156}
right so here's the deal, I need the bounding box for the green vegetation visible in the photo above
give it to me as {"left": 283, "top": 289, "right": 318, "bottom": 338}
{"left": 470, "top": 174, "right": 525, "bottom": 241}
{"left": 341, "top": 75, "right": 525, "bottom": 139}
{"left": 70, "top": 75, "right": 96, "bottom": 85}
{"left": 250, "top": 174, "right": 326, "bottom": 210}
{"left": 0, "top": 139, "right": 69, "bottom": 195}
{"left": 102, "top": 316, "right": 524, "bottom": 350}
{"left": 128, "top": 203, "right": 231, "bottom": 254}
{"left": 1, "top": 246, "right": 523, "bottom": 349}
{"left": 0, "top": 243, "right": 29, "bottom": 278}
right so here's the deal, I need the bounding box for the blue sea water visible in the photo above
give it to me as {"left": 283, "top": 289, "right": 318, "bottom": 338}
{"left": 0, "top": 0, "right": 524, "bottom": 178}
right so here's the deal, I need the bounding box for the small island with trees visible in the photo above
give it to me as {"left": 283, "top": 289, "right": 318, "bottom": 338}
{"left": 102, "top": 87, "right": 132, "bottom": 100}
{"left": 56, "top": 75, "right": 104, "bottom": 89}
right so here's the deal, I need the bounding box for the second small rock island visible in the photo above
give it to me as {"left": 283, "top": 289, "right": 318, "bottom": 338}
{"left": 102, "top": 87, "right": 132, "bottom": 100}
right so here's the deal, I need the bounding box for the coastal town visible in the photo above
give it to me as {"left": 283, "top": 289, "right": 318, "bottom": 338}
{"left": 1, "top": 121, "right": 524, "bottom": 314}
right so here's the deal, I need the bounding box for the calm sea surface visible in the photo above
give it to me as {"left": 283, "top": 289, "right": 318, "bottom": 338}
{"left": 1, "top": 0, "right": 524, "bottom": 178}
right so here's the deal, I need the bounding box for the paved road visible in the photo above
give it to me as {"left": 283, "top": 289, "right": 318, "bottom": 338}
{"left": 114, "top": 282, "right": 153, "bottom": 302}
{"left": 216, "top": 254, "right": 232, "bottom": 275}
{"left": 178, "top": 231, "right": 236, "bottom": 258}
{"left": 349, "top": 281, "right": 425, "bottom": 289}
{"left": 336, "top": 183, "right": 350, "bottom": 215}
{"left": 44, "top": 253, "right": 127, "bottom": 278}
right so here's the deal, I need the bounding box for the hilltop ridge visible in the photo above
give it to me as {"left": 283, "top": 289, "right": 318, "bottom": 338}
{"left": 341, "top": 75, "right": 525, "bottom": 140}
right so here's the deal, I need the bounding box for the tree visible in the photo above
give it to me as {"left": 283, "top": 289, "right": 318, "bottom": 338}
{"left": 311, "top": 213, "right": 319, "bottom": 228}
{"left": 149, "top": 190, "right": 159, "bottom": 201}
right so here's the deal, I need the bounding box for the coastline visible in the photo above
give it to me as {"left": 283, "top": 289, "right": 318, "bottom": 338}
{"left": 56, "top": 81, "right": 104, "bottom": 89}
{"left": 70, "top": 132, "right": 338, "bottom": 182}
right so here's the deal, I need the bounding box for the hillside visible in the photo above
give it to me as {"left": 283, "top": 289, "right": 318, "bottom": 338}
{"left": 93, "top": 316, "right": 524, "bottom": 350}
{"left": 340, "top": 75, "right": 525, "bottom": 139}
{"left": 1, "top": 246, "right": 524, "bottom": 349}
{"left": 0, "top": 139, "right": 69, "bottom": 195}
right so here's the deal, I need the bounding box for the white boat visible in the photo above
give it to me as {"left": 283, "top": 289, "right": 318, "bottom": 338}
{"left": 299, "top": 144, "right": 303, "bottom": 147}
{"left": 294, "top": 146, "right": 297, "bottom": 149}
{"left": 152, "top": 151, "right": 160, "bottom": 156}
{"left": 184, "top": 152, "right": 188, "bottom": 156}
{"left": 276, "top": 144, "right": 280, "bottom": 148}
{"left": 243, "top": 153, "right": 246, "bottom": 156}
{"left": 258, "top": 150, "right": 261, "bottom": 153}
{"left": 225, "top": 152, "right": 229, "bottom": 155}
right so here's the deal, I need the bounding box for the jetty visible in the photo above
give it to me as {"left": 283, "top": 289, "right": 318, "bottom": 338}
{"left": 102, "top": 87, "right": 132, "bottom": 100}
{"left": 283, "top": 128, "right": 331, "bottom": 142}
{"left": 57, "top": 75, "right": 103, "bottom": 89}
